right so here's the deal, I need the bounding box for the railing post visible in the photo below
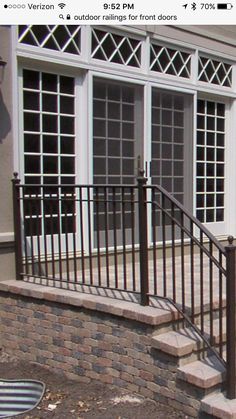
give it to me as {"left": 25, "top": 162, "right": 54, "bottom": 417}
{"left": 137, "top": 170, "right": 149, "bottom": 306}
{"left": 12, "top": 172, "right": 23, "bottom": 281}
{"left": 225, "top": 235, "right": 236, "bottom": 399}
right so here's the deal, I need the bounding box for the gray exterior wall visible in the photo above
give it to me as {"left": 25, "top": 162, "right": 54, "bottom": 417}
{"left": 0, "top": 26, "right": 15, "bottom": 280}
{"left": 132, "top": 25, "right": 236, "bottom": 57}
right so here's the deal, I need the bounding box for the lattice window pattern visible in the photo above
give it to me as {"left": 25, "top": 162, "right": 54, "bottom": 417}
{"left": 196, "top": 99, "right": 225, "bottom": 223}
{"left": 198, "top": 56, "right": 232, "bottom": 87}
{"left": 18, "top": 25, "right": 81, "bottom": 55}
{"left": 93, "top": 79, "right": 141, "bottom": 237}
{"left": 23, "top": 69, "right": 76, "bottom": 235}
{"left": 151, "top": 90, "right": 186, "bottom": 205}
{"left": 91, "top": 28, "right": 142, "bottom": 67}
{"left": 150, "top": 44, "right": 191, "bottom": 78}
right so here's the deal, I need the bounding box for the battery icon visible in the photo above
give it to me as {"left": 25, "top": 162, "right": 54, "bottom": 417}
{"left": 217, "top": 3, "right": 233, "bottom": 9}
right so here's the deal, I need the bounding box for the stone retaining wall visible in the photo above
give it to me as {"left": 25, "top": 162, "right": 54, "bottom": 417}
{"left": 0, "top": 281, "right": 200, "bottom": 417}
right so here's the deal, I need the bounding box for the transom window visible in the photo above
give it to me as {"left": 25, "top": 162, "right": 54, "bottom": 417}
{"left": 198, "top": 56, "right": 232, "bottom": 87}
{"left": 18, "top": 26, "right": 81, "bottom": 55}
{"left": 91, "top": 28, "right": 142, "bottom": 67}
{"left": 23, "top": 69, "right": 76, "bottom": 235}
{"left": 196, "top": 99, "right": 225, "bottom": 223}
{"left": 150, "top": 44, "right": 191, "bottom": 78}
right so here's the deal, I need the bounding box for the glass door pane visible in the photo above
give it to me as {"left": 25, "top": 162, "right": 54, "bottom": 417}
{"left": 196, "top": 99, "right": 225, "bottom": 225}
{"left": 151, "top": 88, "right": 193, "bottom": 240}
{"left": 93, "top": 78, "right": 143, "bottom": 248}
{"left": 22, "top": 69, "right": 77, "bottom": 256}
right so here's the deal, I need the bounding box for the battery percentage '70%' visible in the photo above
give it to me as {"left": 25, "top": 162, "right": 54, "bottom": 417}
{"left": 200, "top": 3, "right": 216, "bottom": 9}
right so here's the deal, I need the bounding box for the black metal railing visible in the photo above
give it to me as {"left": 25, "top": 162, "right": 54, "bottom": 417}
{"left": 12, "top": 172, "right": 236, "bottom": 399}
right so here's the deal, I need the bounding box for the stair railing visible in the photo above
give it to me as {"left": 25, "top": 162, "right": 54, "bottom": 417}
{"left": 12, "top": 172, "right": 236, "bottom": 398}
{"left": 139, "top": 174, "right": 236, "bottom": 399}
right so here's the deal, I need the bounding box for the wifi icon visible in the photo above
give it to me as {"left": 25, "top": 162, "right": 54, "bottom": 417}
{"left": 58, "top": 3, "right": 66, "bottom": 9}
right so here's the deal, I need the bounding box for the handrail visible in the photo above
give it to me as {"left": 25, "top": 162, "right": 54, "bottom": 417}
{"left": 149, "top": 197, "right": 226, "bottom": 275}
{"left": 148, "top": 184, "right": 226, "bottom": 255}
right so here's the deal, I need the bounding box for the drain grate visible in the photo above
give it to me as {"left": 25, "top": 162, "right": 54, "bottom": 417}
{"left": 0, "top": 380, "right": 45, "bottom": 418}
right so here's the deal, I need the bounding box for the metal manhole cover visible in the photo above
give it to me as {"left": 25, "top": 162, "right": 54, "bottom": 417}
{"left": 0, "top": 380, "right": 45, "bottom": 418}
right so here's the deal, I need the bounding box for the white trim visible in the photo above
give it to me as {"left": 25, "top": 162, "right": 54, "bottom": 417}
{"left": 12, "top": 28, "right": 20, "bottom": 174}
{"left": 149, "top": 80, "right": 196, "bottom": 95}
{"left": 88, "top": 71, "right": 93, "bottom": 185}
{"left": 145, "top": 82, "right": 152, "bottom": 182}
{"left": 81, "top": 25, "right": 91, "bottom": 63}
{"left": 192, "top": 92, "right": 197, "bottom": 218}
{"left": 225, "top": 98, "right": 236, "bottom": 237}
{"left": 196, "top": 83, "right": 236, "bottom": 99}
{"left": 18, "top": 67, "right": 24, "bottom": 179}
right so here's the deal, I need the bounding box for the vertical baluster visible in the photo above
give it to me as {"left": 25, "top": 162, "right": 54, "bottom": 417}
{"left": 95, "top": 186, "right": 101, "bottom": 286}
{"left": 152, "top": 188, "right": 157, "bottom": 295}
{"left": 87, "top": 187, "right": 93, "bottom": 285}
{"left": 72, "top": 186, "right": 77, "bottom": 283}
{"left": 209, "top": 241, "right": 213, "bottom": 345}
{"left": 171, "top": 202, "right": 176, "bottom": 303}
{"left": 79, "top": 187, "right": 85, "bottom": 283}
{"left": 64, "top": 192, "right": 70, "bottom": 283}
{"left": 29, "top": 192, "right": 35, "bottom": 278}
{"left": 162, "top": 194, "right": 167, "bottom": 297}
{"left": 190, "top": 221, "right": 195, "bottom": 323}
{"left": 49, "top": 193, "right": 55, "bottom": 281}
{"left": 131, "top": 187, "right": 136, "bottom": 292}
{"left": 113, "top": 186, "right": 118, "bottom": 289}
{"left": 200, "top": 230, "right": 204, "bottom": 334}
{"left": 219, "top": 251, "right": 223, "bottom": 358}
{"left": 42, "top": 185, "right": 48, "bottom": 278}
{"left": 57, "top": 186, "right": 62, "bottom": 281}
{"left": 181, "top": 212, "right": 185, "bottom": 312}
{"left": 36, "top": 188, "right": 42, "bottom": 278}
{"left": 104, "top": 186, "right": 110, "bottom": 288}
{"left": 122, "top": 187, "right": 127, "bottom": 290}
{"left": 23, "top": 185, "right": 29, "bottom": 277}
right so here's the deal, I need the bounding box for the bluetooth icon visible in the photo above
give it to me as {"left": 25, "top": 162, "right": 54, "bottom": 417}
{"left": 191, "top": 2, "right": 197, "bottom": 9}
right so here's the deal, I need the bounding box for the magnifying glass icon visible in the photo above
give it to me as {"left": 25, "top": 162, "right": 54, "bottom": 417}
{"left": 59, "top": 14, "right": 64, "bottom": 19}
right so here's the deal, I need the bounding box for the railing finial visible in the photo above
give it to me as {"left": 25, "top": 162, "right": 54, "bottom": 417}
{"left": 228, "top": 235, "right": 234, "bottom": 246}
{"left": 138, "top": 168, "right": 145, "bottom": 178}
{"left": 12, "top": 172, "right": 20, "bottom": 185}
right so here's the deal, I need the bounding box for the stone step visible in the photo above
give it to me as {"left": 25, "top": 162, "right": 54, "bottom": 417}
{"left": 177, "top": 356, "right": 226, "bottom": 390}
{"left": 151, "top": 316, "right": 227, "bottom": 360}
{"left": 151, "top": 327, "right": 204, "bottom": 358}
{"left": 201, "top": 393, "right": 236, "bottom": 419}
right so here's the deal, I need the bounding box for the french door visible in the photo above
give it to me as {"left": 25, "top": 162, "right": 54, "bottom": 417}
{"left": 93, "top": 78, "right": 143, "bottom": 248}
{"left": 150, "top": 88, "right": 193, "bottom": 241}
{"left": 92, "top": 80, "right": 194, "bottom": 246}
{"left": 21, "top": 68, "right": 78, "bottom": 257}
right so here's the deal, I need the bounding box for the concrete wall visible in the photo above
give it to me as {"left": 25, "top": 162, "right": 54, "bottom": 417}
{"left": 0, "top": 26, "right": 15, "bottom": 280}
